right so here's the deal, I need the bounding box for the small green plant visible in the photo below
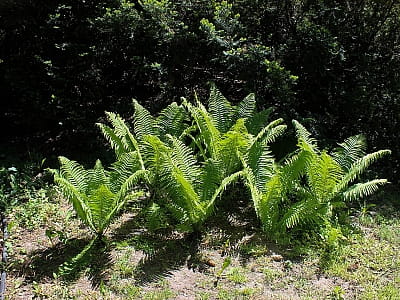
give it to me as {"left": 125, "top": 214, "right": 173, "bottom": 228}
{"left": 226, "top": 266, "right": 247, "bottom": 284}
{"left": 51, "top": 154, "right": 146, "bottom": 238}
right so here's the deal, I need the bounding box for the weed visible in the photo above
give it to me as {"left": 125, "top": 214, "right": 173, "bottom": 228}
{"left": 263, "top": 267, "right": 284, "bottom": 283}
{"left": 226, "top": 267, "right": 247, "bottom": 284}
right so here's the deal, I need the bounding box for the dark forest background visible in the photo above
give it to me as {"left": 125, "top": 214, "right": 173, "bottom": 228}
{"left": 1, "top": 0, "right": 399, "bottom": 185}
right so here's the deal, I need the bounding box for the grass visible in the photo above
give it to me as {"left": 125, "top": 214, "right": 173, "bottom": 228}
{"left": 2, "top": 162, "right": 400, "bottom": 299}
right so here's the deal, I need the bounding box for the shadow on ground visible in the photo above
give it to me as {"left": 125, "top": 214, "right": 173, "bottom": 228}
{"left": 10, "top": 237, "right": 112, "bottom": 287}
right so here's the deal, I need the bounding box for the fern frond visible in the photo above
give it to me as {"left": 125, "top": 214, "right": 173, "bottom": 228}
{"left": 87, "top": 184, "right": 115, "bottom": 234}
{"left": 58, "top": 156, "right": 89, "bottom": 193}
{"left": 156, "top": 102, "right": 188, "bottom": 139}
{"left": 98, "top": 112, "right": 145, "bottom": 169}
{"left": 245, "top": 139, "right": 275, "bottom": 193}
{"left": 167, "top": 135, "right": 203, "bottom": 185}
{"left": 281, "top": 196, "right": 321, "bottom": 229}
{"left": 336, "top": 149, "right": 391, "bottom": 192}
{"left": 133, "top": 99, "right": 157, "bottom": 139}
{"left": 205, "top": 170, "right": 244, "bottom": 214}
{"left": 253, "top": 118, "right": 286, "bottom": 146}
{"left": 245, "top": 107, "right": 273, "bottom": 135}
{"left": 342, "top": 179, "right": 388, "bottom": 202}
{"left": 53, "top": 175, "right": 93, "bottom": 231}
{"left": 306, "top": 152, "right": 343, "bottom": 202}
{"left": 200, "top": 158, "right": 224, "bottom": 203}
{"left": 332, "top": 134, "right": 367, "bottom": 171}
{"left": 236, "top": 93, "right": 256, "bottom": 119}
{"left": 109, "top": 151, "right": 142, "bottom": 193}
{"left": 87, "top": 160, "right": 110, "bottom": 192}
{"left": 258, "top": 175, "right": 283, "bottom": 232}
{"left": 292, "top": 120, "right": 318, "bottom": 152}
{"left": 216, "top": 118, "right": 250, "bottom": 175}
{"left": 208, "top": 84, "right": 235, "bottom": 132}
{"left": 96, "top": 123, "right": 128, "bottom": 158}
{"left": 182, "top": 98, "right": 220, "bottom": 158}
{"left": 116, "top": 169, "right": 150, "bottom": 201}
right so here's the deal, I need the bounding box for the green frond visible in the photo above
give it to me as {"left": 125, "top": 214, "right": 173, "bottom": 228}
{"left": 116, "top": 169, "right": 150, "bottom": 201}
{"left": 336, "top": 149, "right": 391, "bottom": 192}
{"left": 306, "top": 151, "right": 343, "bottom": 202}
{"left": 109, "top": 151, "right": 142, "bottom": 193}
{"left": 96, "top": 123, "right": 128, "bottom": 158}
{"left": 103, "top": 112, "right": 130, "bottom": 139}
{"left": 200, "top": 158, "right": 224, "bottom": 203}
{"left": 87, "top": 184, "right": 116, "bottom": 234}
{"left": 167, "top": 135, "right": 203, "bottom": 185}
{"left": 245, "top": 139, "right": 275, "bottom": 193}
{"left": 52, "top": 175, "right": 93, "bottom": 231}
{"left": 142, "top": 134, "right": 171, "bottom": 173}
{"left": 245, "top": 107, "right": 273, "bottom": 135}
{"left": 104, "top": 191, "right": 144, "bottom": 233}
{"left": 281, "top": 197, "right": 321, "bottom": 229}
{"left": 133, "top": 99, "right": 157, "bottom": 139}
{"left": 160, "top": 161, "right": 205, "bottom": 225}
{"left": 206, "top": 170, "right": 244, "bottom": 214}
{"left": 208, "top": 84, "right": 235, "bottom": 132}
{"left": 58, "top": 156, "right": 89, "bottom": 193}
{"left": 236, "top": 93, "right": 256, "bottom": 119}
{"left": 216, "top": 118, "right": 251, "bottom": 175}
{"left": 182, "top": 98, "right": 220, "bottom": 157}
{"left": 98, "top": 112, "right": 144, "bottom": 169}
{"left": 292, "top": 120, "right": 318, "bottom": 152}
{"left": 253, "top": 118, "right": 286, "bottom": 146}
{"left": 342, "top": 179, "right": 389, "bottom": 202}
{"left": 280, "top": 150, "right": 311, "bottom": 194}
{"left": 87, "top": 160, "right": 110, "bottom": 192}
{"left": 332, "top": 134, "right": 367, "bottom": 171}
{"left": 156, "top": 102, "right": 188, "bottom": 139}
{"left": 258, "top": 175, "right": 283, "bottom": 232}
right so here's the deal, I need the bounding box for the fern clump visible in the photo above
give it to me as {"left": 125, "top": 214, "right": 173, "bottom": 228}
{"left": 243, "top": 120, "right": 391, "bottom": 242}
{"left": 50, "top": 154, "right": 147, "bottom": 238}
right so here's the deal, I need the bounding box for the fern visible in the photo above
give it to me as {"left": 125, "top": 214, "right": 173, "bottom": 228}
{"left": 243, "top": 120, "right": 390, "bottom": 241}
{"left": 51, "top": 156, "right": 145, "bottom": 237}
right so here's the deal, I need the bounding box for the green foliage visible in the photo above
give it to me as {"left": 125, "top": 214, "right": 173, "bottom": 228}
{"left": 243, "top": 120, "right": 390, "bottom": 242}
{"left": 51, "top": 155, "right": 146, "bottom": 237}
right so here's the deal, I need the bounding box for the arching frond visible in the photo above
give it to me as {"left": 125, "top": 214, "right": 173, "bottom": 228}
{"left": 332, "top": 134, "right": 367, "bottom": 171}
{"left": 87, "top": 184, "right": 115, "bottom": 234}
{"left": 336, "top": 149, "right": 391, "bottom": 192}
{"left": 342, "top": 179, "right": 388, "bottom": 202}
{"left": 253, "top": 118, "right": 286, "bottom": 146}
{"left": 97, "top": 123, "right": 127, "bottom": 158}
{"left": 182, "top": 98, "right": 220, "bottom": 157}
{"left": 281, "top": 196, "right": 322, "bottom": 229}
{"left": 216, "top": 118, "right": 250, "bottom": 175}
{"left": 245, "top": 139, "right": 275, "bottom": 193}
{"left": 200, "top": 158, "right": 224, "bottom": 203}
{"left": 292, "top": 120, "right": 318, "bottom": 152}
{"left": 236, "top": 93, "right": 256, "bottom": 119}
{"left": 58, "top": 156, "right": 89, "bottom": 193}
{"left": 52, "top": 175, "right": 93, "bottom": 230}
{"left": 206, "top": 170, "right": 244, "bottom": 214}
{"left": 87, "top": 160, "right": 109, "bottom": 192}
{"left": 109, "top": 151, "right": 142, "bottom": 193}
